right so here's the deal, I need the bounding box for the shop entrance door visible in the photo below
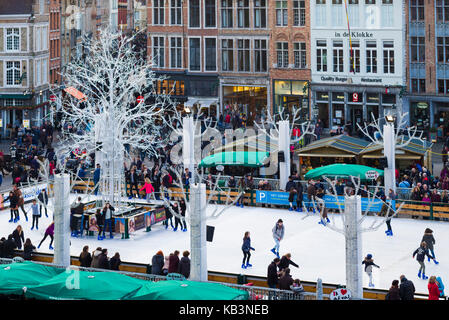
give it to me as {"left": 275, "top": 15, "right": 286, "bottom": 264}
{"left": 350, "top": 106, "right": 363, "bottom": 126}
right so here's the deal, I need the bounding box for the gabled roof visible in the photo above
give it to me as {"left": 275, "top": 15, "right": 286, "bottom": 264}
{"left": 297, "top": 134, "right": 371, "bottom": 155}
{"left": 361, "top": 138, "right": 433, "bottom": 156}
{"left": 0, "top": 0, "right": 33, "bottom": 15}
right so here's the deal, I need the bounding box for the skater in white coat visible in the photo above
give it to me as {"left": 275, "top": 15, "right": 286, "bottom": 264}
{"left": 362, "top": 254, "right": 380, "bottom": 287}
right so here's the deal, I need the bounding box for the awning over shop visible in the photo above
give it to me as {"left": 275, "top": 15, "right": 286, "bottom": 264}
{"left": 213, "top": 133, "right": 278, "bottom": 154}
{"left": 304, "top": 164, "right": 384, "bottom": 181}
{"left": 183, "top": 97, "right": 198, "bottom": 107}
{"left": 64, "top": 86, "right": 87, "bottom": 102}
{"left": 296, "top": 135, "right": 371, "bottom": 158}
{"left": 360, "top": 138, "right": 433, "bottom": 159}
{"left": 199, "top": 151, "right": 269, "bottom": 168}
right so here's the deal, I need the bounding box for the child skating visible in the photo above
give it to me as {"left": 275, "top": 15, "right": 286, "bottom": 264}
{"left": 362, "top": 254, "right": 380, "bottom": 287}
{"left": 413, "top": 241, "right": 437, "bottom": 280}
{"left": 241, "top": 231, "right": 255, "bottom": 269}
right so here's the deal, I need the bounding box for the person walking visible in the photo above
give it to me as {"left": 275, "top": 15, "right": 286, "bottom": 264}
{"left": 109, "top": 252, "right": 121, "bottom": 271}
{"left": 79, "top": 245, "right": 92, "bottom": 267}
{"left": 30, "top": 199, "right": 40, "bottom": 230}
{"left": 23, "top": 238, "right": 35, "bottom": 261}
{"left": 399, "top": 275, "right": 415, "bottom": 300}
{"left": 270, "top": 219, "right": 284, "bottom": 258}
{"left": 151, "top": 250, "right": 165, "bottom": 275}
{"left": 12, "top": 225, "right": 24, "bottom": 250}
{"left": 362, "top": 254, "right": 380, "bottom": 287}
{"left": 168, "top": 250, "right": 180, "bottom": 274}
{"left": 139, "top": 178, "right": 155, "bottom": 203}
{"left": 413, "top": 242, "right": 437, "bottom": 279}
{"left": 422, "top": 228, "right": 439, "bottom": 264}
{"left": 102, "top": 202, "right": 115, "bottom": 239}
{"left": 267, "top": 258, "right": 281, "bottom": 299}
{"left": 385, "top": 280, "right": 401, "bottom": 300}
{"left": 37, "top": 222, "right": 55, "bottom": 250}
{"left": 38, "top": 189, "right": 48, "bottom": 218}
{"left": 241, "top": 231, "right": 255, "bottom": 269}
{"left": 278, "top": 253, "right": 299, "bottom": 272}
{"left": 178, "top": 250, "right": 191, "bottom": 279}
{"left": 428, "top": 276, "right": 441, "bottom": 300}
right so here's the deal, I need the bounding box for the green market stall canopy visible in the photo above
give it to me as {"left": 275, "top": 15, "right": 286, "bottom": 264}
{"left": 304, "top": 163, "right": 384, "bottom": 181}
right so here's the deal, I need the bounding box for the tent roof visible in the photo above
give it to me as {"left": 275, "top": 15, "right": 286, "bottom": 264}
{"left": 361, "top": 138, "right": 433, "bottom": 156}
{"left": 199, "top": 151, "right": 269, "bottom": 168}
{"left": 213, "top": 133, "right": 278, "bottom": 154}
{"left": 297, "top": 134, "right": 371, "bottom": 155}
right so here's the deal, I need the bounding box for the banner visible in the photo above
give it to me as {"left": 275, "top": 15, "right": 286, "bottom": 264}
{"left": 0, "top": 183, "right": 47, "bottom": 209}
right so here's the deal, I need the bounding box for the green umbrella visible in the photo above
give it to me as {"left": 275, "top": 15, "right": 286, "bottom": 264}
{"left": 199, "top": 151, "right": 269, "bottom": 168}
{"left": 125, "top": 280, "right": 249, "bottom": 300}
{"left": 0, "top": 262, "right": 65, "bottom": 295}
{"left": 304, "top": 164, "right": 384, "bottom": 181}
{"left": 25, "top": 270, "right": 146, "bottom": 300}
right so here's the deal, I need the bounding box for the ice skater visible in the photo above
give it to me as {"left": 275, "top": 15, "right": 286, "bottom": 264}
{"left": 422, "top": 228, "right": 439, "bottom": 264}
{"left": 2, "top": 191, "right": 19, "bottom": 223}
{"left": 241, "top": 231, "right": 255, "bottom": 269}
{"left": 362, "top": 254, "right": 380, "bottom": 287}
{"left": 379, "top": 197, "right": 394, "bottom": 236}
{"left": 139, "top": 178, "right": 155, "bottom": 203}
{"left": 30, "top": 199, "right": 40, "bottom": 230}
{"left": 413, "top": 241, "right": 437, "bottom": 280}
{"left": 270, "top": 219, "right": 284, "bottom": 258}
{"left": 38, "top": 222, "right": 55, "bottom": 250}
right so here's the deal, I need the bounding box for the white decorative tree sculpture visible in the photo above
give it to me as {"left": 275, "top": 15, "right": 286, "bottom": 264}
{"left": 56, "top": 27, "right": 172, "bottom": 207}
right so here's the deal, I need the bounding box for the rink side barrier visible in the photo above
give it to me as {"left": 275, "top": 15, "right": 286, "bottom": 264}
{"left": 6, "top": 251, "right": 436, "bottom": 300}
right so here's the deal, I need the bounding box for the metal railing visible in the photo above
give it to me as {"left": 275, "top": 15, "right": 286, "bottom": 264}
{"left": 0, "top": 258, "right": 323, "bottom": 300}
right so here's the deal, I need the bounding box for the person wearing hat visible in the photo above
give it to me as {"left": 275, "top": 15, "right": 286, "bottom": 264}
{"left": 362, "top": 253, "right": 380, "bottom": 287}
{"left": 271, "top": 219, "right": 284, "bottom": 259}
{"left": 421, "top": 228, "right": 438, "bottom": 264}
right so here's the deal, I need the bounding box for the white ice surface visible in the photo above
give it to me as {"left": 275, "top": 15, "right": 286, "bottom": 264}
{"left": 2, "top": 194, "right": 448, "bottom": 295}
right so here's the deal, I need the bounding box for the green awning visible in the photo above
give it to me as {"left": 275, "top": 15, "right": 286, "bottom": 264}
{"left": 25, "top": 270, "right": 146, "bottom": 300}
{"left": 304, "top": 164, "right": 384, "bottom": 181}
{"left": 125, "top": 280, "right": 249, "bottom": 300}
{"left": 198, "top": 151, "right": 269, "bottom": 168}
{"left": 0, "top": 94, "right": 33, "bottom": 100}
{"left": 0, "top": 262, "right": 65, "bottom": 295}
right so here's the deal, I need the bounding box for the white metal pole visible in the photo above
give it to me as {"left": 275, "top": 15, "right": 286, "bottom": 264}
{"left": 344, "top": 195, "right": 363, "bottom": 300}
{"left": 279, "top": 120, "right": 291, "bottom": 190}
{"left": 383, "top": 123, "right": 396, "bottom": 194}
{"left": 189, "top": 183, "right": 207, "bottom": 281}
{"left": 183, "top": 116, "right": 195, "bottom": 174}
{"left": 53, "top": 173, "right": 71, "bottom": 267}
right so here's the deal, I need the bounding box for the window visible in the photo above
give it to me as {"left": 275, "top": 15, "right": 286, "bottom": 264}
{"left": 436, "top": 0, "right": 449, "bottom": 22}
{"left": 349, "top": 41, "right": 360, "bottom": 73}
{"left": 366, "top": 41, "right": 377, "bottom": 73}
{"left": 189, "top": 0, "right": 200, "bottom": 28}
{"left": 171, "top": 0, "right": 182, "bottom": 25}
{"left": 381, "top": 0, "right": 393, "bottom": 27}
{"left": 293, "top": 1, "right": 306, "bottom": 26}
{"left": 411, "top": 37, "right": 425, "bottom": 62}
{"left": 205, "top": 38, "right": 217, "bottom": 71}
{"left": 333, "top": 40, "right": 343, "bottom": 73}
{"left": 254, "top": 0, "right": 267, "bottom": 28}
{"left": 153, "top": 36, "right": 165, "bottom": 68}
{"left": 254, "top": 39, "right": 267, "bottom": 72}
{"left": 221, "top": 0, "right": 233, "bottom": 28}
{"left": 348, "top": 0, "right": 359, "bottom": 27}
{"left": 316, "top": 40, "right": 328, "bottom": 72}
{"left": 316, "top": 0, "right": 327, "bottom": 26}
{"left": 411, "top": 78, "right": 426, "bottom": 93}
{"left": 331, "top": 0, "right": 343, "bottom": 27}
{"left": 6, "top": 61, "right": 21, "bottom": 86}
{"left": 276, "top": 42, "right": 289, "bottom": 68}
{"left": 410, "top": 0, "right": 424, "bottom": 21}
{"left": 294, "top": 42, "right": 306, "bottom": 69}
{"left": 36, "top": 59, "right": 41, "bottom": 85}
{"left": 438, "top": 79, "right": 449, "bottom": 94}
{"left": 383, "top": 41, "right": 394, "bottom": 74}
{"left": 153, "top": 0, "right": 164, "bottom": 25}
{"left": 276, "top": 1, "right": 288, "bottom": 26}
{"left": 170, "top": 37, "right": 182, "bottom": 68}
{"left": 205, "top": 0, "right": 216, "bottom": 27}
{"left": 437, "top": 37, "right": 449, "bottom": 63}
{"left": 6, "top": 28, "right": 20, "bottom": 51}
{"left": 221, "top": 39, "right": 234, "bottom": 71}
{"left": 189, "top": 38, "right": 201, "bottom": 70}
{"left": 237, "top": 0, "right": 249, "bottom": 28}
{"left": 237, "top": 39, "right": 250, "bottom": 71}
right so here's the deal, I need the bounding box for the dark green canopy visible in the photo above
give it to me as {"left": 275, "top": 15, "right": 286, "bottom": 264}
{"left": 125, "top": 280, "right": 249, "bottom": 300}
{"left": 304, "top": 163, "right": 384, "bottom": 181}
{"left": 199, "top": 151, "right": 269, "bottom": 168}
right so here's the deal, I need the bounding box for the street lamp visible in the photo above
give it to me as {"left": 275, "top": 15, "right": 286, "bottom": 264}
{"left": 385, "top": 115, "right": 395, "bottom": 123}
{"left": 184, "top": 106, "right": 191, "bottom": 114}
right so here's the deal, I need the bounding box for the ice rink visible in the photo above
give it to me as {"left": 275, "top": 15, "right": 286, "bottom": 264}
{"left": 1, "top": 195, "right": 448, "bottom": 295}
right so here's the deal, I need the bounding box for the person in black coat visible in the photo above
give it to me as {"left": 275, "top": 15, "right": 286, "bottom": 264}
{"left": 95, "top": 209, "right": 105, "bottom": 241}
{"left": 23, "top": 238, "right": 35, "bottom": 261}
{"left": 294, "top": 176, "right": 304, "bottom": 212}
{"left": 278, "top": 253, "right": 299, "bottom": 272}
{"left": 3, "top": 191, "right": 19, "bottom": 222}
{"left": 399, "top": 275, "right": 415, "bottom": 300}
{"left": 164, "top": 203, "right": 174, "bottom": 230}
{"left": 178, "top": 250, "right": 191, "bottom": 279}
{"left": 4, "top": 235, "right": 17, "bottom": 258}
{"left": 241, "top": 231, "right": 255, "bottom": 269}
{"left": 97, "top": 248, "right": 110, "bottom": 270}
{"left": 109, "top": 252, "right": 121, "bottom": 271}
{"left": 0, "top": 237, "right": 5, "bottom": 258}
{"left": 179, "top": 199, "right": 187, "bottom": 232}
{"left": 38, "top": 189, "right": 49, "bottom": 217}
{"left": 172, "top": 202, "right": 182, "bottom": 232}
{"left": 267, "top": 258, "right": 281, "bottom": 289}
{"left": 278, "top": 268, "right": 294, "bottom": 290}
{"left": 12, "top": 225, "right": 24, "bottom": 250}
{"left": 413, "top": 241, "right": 437, "bottom": 279}
{"left": 151, "top": 251, "right": 165, "bottom": 275}
{"left": 79, "top": 245, "right": 92, "bottom": 268}
{"left": 127, "top": 168, "right": 139, "bottom": 198}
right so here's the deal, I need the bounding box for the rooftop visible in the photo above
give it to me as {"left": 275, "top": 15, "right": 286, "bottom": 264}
{"left": 0, "top": 0, "right": 33, "bottom": 15}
